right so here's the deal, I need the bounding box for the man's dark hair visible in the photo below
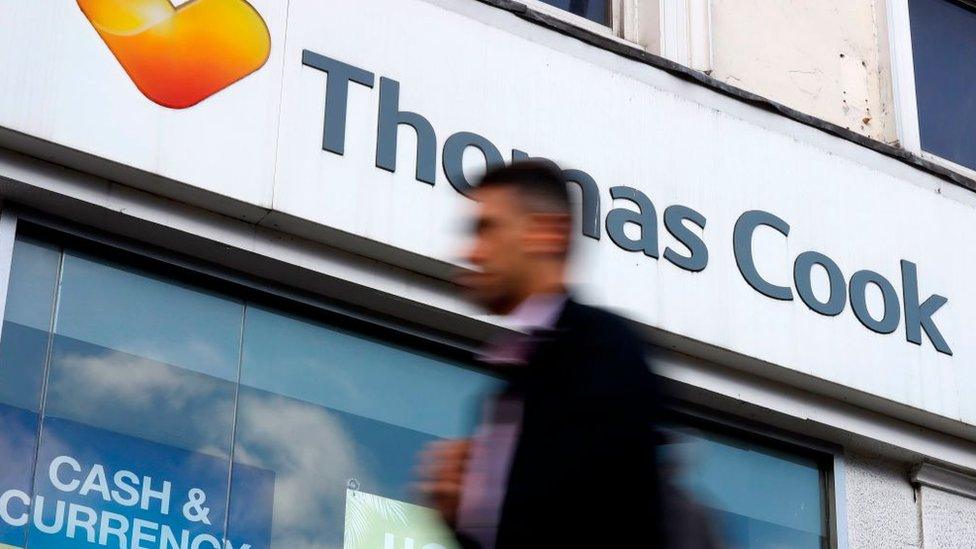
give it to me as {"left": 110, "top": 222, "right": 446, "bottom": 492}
{"left": 478, "top": 160, "right": 571, "bottom": 216}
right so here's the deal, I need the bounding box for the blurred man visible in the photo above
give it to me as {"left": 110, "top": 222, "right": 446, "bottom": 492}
{"left": 417, "top": 161, "right": 666, "bottom": 548}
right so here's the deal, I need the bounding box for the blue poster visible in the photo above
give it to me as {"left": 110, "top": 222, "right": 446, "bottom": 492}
{"left": 0, "top": 407, "right": 274, "bottom": 549}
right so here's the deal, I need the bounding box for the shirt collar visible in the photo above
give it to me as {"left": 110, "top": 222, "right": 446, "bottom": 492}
{"left": 506, "top": 293, "right": 567, "bottom": 333}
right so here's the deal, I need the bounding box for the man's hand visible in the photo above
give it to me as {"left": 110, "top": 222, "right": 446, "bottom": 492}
{"left": 414, "top": 438, "right": 471, "bottom": 526}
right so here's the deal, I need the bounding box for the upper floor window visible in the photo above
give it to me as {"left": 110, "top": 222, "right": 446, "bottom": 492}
{"left": 891, "top": 0, "right": 976, "bottom": 174}
{"left": 537, "top": 0, "right": 612, "bottom": 26}
{"left": 909, "top": 0, "right": 976, "bottom": 171}
{"left": 523, "top": 1, "right": 713, "bottom": 74}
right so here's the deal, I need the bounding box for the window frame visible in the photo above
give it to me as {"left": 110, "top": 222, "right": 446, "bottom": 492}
{"left": 667, "top": 403, "right": 848, "bottom": 549}
{"left": 485, "top": 0, "right": 714, "bottom": 71}
{"left": 658, "top": 0, "right": 713, "bottom": 72}
{"left": 521, "top": 0, "right": 622, "bottom": 36}
{"left": 0, "top": 207, "right": 17, "bottom": 353}
{"left": 513, "top": 0, "right": 715, "bottom": 69}
{"left": 887, "top": 0, "right": 976, "bottom": 181}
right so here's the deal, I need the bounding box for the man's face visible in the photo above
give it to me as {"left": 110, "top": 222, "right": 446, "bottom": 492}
{"left": 461, "top": 186, "right": 530, "bottom": 315}
{"left": 460, "top": 185, "right": 569, "bottom": 315}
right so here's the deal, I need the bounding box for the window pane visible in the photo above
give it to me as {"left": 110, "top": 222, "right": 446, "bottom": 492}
{"left": 26, "top": 251, "right": 244, "bottom": 548}
{"left": 0, "top": 238, "right": 60, "bottom": 410}
{"left": 228, "top": 305, "right": 499, "bottom": 549}
{"left": 0, "top": 238, "right": 60, "bottom": 549}
{"left": 909, "top": 0, "right": 976, "bottom": 171}
{"left": 663, "top": 426, "right": 828, "bottom": 548}
{"left": 538, "top": 0, "right": 611, "bottom": 25}
{"left": 53, "top": 252, "right": 243, "bottom": 381}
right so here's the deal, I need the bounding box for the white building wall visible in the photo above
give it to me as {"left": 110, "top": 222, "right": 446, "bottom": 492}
{"left": 846, "top": 452, "right": 921, "bottom": 548}
{"left": 844, "top": 453, "right": 976, "bottom": 548}
{"left": 708, "top": 0, "right": 897, "bottom": 143}
{"left": 918, "top": 487, "right": 976, "bottom": 548}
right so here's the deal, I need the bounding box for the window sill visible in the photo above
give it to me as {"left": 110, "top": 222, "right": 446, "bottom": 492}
{"left": 919, "top": 151, "right": 976, "bottom": 186}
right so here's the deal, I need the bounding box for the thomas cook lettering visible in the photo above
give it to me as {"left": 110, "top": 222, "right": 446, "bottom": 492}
{"left": 732, "top": 210, "right": 951, "bottom": 355}
{"left": 301, "top": 50, "right": 952, "bottom": 356}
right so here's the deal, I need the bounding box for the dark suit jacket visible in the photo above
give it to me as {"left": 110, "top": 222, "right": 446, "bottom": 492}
{"left": 459, "top": 299, "right": 665, "bottom": 548}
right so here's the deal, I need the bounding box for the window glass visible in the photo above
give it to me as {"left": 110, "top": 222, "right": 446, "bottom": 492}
{"left": 228, "top": 305, "right": 499, "bottom": 549}
{"left": 538, "top": 0, "right": 611, "bottom": 26}
{"left": 909, "top": 0, "right": 976, "bottom": 171}
{"left": 43, "top": 251, "right": 243, "bottom": 451}
{"left": 663, "top": 425, "right": 828, "bottom": 548}
{"left": 3, "top": 237, "right": 60, "bottom": 333}
{"left": 53, "top": 252, "right": 243, "bottom": 381}
{"left": 28, "top": 250, "right": 243, "bottom": 548}
{"left": 0, "top": 238, "right": 60, "bottom": 410}
{"left": 238, "top": 305, "right": 492, "bottom": 438}
{"left": 0, "top": 238, "right": 60, "bottom": 549}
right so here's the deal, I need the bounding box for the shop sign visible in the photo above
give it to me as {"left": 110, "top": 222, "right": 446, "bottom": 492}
{"left": 301, "top": 50, "right": 953, "bottom": 356}
{"left": 343, "top": 490, "right": 455, "bottom": 549}
{"left": 0, "top": 410, "right": 274, "bottom": 549}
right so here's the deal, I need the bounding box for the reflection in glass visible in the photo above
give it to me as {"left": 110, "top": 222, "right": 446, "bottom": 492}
{"left": 662, "top": 426, "right": 827, "bottom": 548}
{"left": 0, "top": 238, "right": 60, "bottom": 549}
{"left": 26, "top": 249, "right": 243, "bottom": 547}
{"left": 229, "top": 305, "right": 499, "bottom": 548}
{"left": 41, "top": 250, "right": 244, "bottom": 456}
{"left": 54, "top": 252, "right": 244, "bottom": 381}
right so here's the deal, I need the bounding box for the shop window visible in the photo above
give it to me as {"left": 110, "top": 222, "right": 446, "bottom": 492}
{"left": 905, "top": 0, "right": 976, "bottom": 171}
{"left": 537, "top": 0, "right": 612, "bottom": 26}
{"left": 0, "top": 232, "right": 497, "bottom": 549}
{"left": 0, "top": 232, "right": 831, "bottom": 548}
{"left": 662, "top": 423, "right": 829, "bottom": 548}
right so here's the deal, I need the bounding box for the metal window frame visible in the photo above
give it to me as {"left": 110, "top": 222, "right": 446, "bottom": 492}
{"left": 887, "top": 0, "right": 976, "bottom": 181}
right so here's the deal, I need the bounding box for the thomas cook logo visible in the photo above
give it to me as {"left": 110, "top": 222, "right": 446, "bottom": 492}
{"left": 77, "top": 0, "right": 271, "bottom": 109}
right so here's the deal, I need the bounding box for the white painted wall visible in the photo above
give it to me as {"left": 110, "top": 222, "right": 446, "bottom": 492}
{"left": 708, "top": 0, "right": 897, "bottom": 143}
{"left": 612, "top": 0, "right": 899, "bottom": 144}
{"left": 0, "top": 0, "right": 972, "bottom": 434}
{"left": 918, "top": 487, "right": 976, "bottom": 548}
{"left": 845, "top": 453, "right": 920, "bottom": 548}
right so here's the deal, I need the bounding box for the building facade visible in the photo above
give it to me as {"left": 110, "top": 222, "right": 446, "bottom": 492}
{"left": 0, "top": 0, "right": 975, "bottom": 547}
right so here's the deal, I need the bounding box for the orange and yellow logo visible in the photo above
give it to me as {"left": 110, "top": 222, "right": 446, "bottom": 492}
{"left": 77, "top": 0, "right": 271, "bottom": 109}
